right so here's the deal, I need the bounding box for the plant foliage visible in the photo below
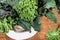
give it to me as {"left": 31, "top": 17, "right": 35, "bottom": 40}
{"left": 13, "top": 0, "right": 38, "bottom": 23}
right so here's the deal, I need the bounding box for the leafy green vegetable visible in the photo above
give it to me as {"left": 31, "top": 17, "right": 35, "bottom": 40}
{"left": 0, "top": 3, "right": 17, "bottom": 18}
{"left": 57, "top": 26, "right": 60, "bottom": 34}
{"left": 7, "top": 17, "right": 16, "bottom": 25}
{"left": 0, "top": 0, "right": 20, "bottom": 6}
{"left": 17, "top": 16, "right": 40, "bottom": 32}
{"left": 0, "top": 17, "right": 16, "bottom": 33}
{"left": 46, "top": 26, "right": 60, "bottom": 40}
{"left": 46, "top": 30, "right": 60, "bottom": 40}
{"left": 0, "top": 2, "right": 18, "bottom": 33}
{"left": 14, "top": 0, "right": 37, "bottom": 22}
{"left": 45, "top": 11, "right": 57, "bottom": 23}
{"left": 43, "top": 0, "right": 56, "bottom": 9}
{"left": 2, "top": 18, "right": 9, "bottom": 33}
{"left": 32, "top": 15, "right": 40, "bottom": 31}
{"left": 0, "top": 21, "right": 4, "bottom": 33}
{"left": 7, "top": 17, "right": 17, "bottom": 30}
{"left": 18, "top": 18, "right": 31, "bottom": 32}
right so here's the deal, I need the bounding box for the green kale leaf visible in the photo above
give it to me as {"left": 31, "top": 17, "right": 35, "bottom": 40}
{"left": 45, "top": 11, "right": 57, "bottom": 23}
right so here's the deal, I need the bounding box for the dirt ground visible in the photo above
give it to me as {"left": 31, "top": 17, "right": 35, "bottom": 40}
{"left": 0, "top": 33, "right": 13, "bottom": 40}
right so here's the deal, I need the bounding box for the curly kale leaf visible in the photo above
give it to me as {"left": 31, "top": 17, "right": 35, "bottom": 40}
{"left": 14, "top": 0, "right": 38, "bottom": 22}
{"left": 46, "top": 30, "right": 60, "bottom": 40}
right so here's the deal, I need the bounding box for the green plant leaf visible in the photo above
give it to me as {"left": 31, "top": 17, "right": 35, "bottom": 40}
{"left": 57, "top": 26, "right": 60, "bottom": 34}
{"left": 46, "top": 30, "right": 60, "bottom": 40}
{"left": 0, "top": 21, "right": 4, "bottom": 33}
{"left": 32, "top": 15, "right": 40, "bottom": 32}
{"left": 13, "top": 0, "right": 37, "bottom": 22}
{"left": 43, "top": 0, "right": 56, "bottom": 9}
{"left": 18, "top": 18, "right": 31, "bottom": 32}
{"left": 45, "top": 11, "right": 57, "bottom": 23}
{"left": 0, "top": 0, "right": 20, "bottom": 6}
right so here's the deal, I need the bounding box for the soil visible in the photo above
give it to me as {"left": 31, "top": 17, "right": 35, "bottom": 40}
{"left": 0, "top": 33, "right": 14, "bottom": 40}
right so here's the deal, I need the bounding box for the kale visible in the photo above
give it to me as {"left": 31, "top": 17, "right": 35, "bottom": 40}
{"left": 46, "top": 30, "right": 60, "bottom": 40}
{"left": 0, "top": 3, "right": 17, "bottom": 33}
{"left": 0, "top": 3, "right": 17, "bottom": 19}
{"left": 0, "top": 0, "right": 20, "bottom": 6}
{"left": 13, "top": 0, "right": 38, "bottom": 23}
